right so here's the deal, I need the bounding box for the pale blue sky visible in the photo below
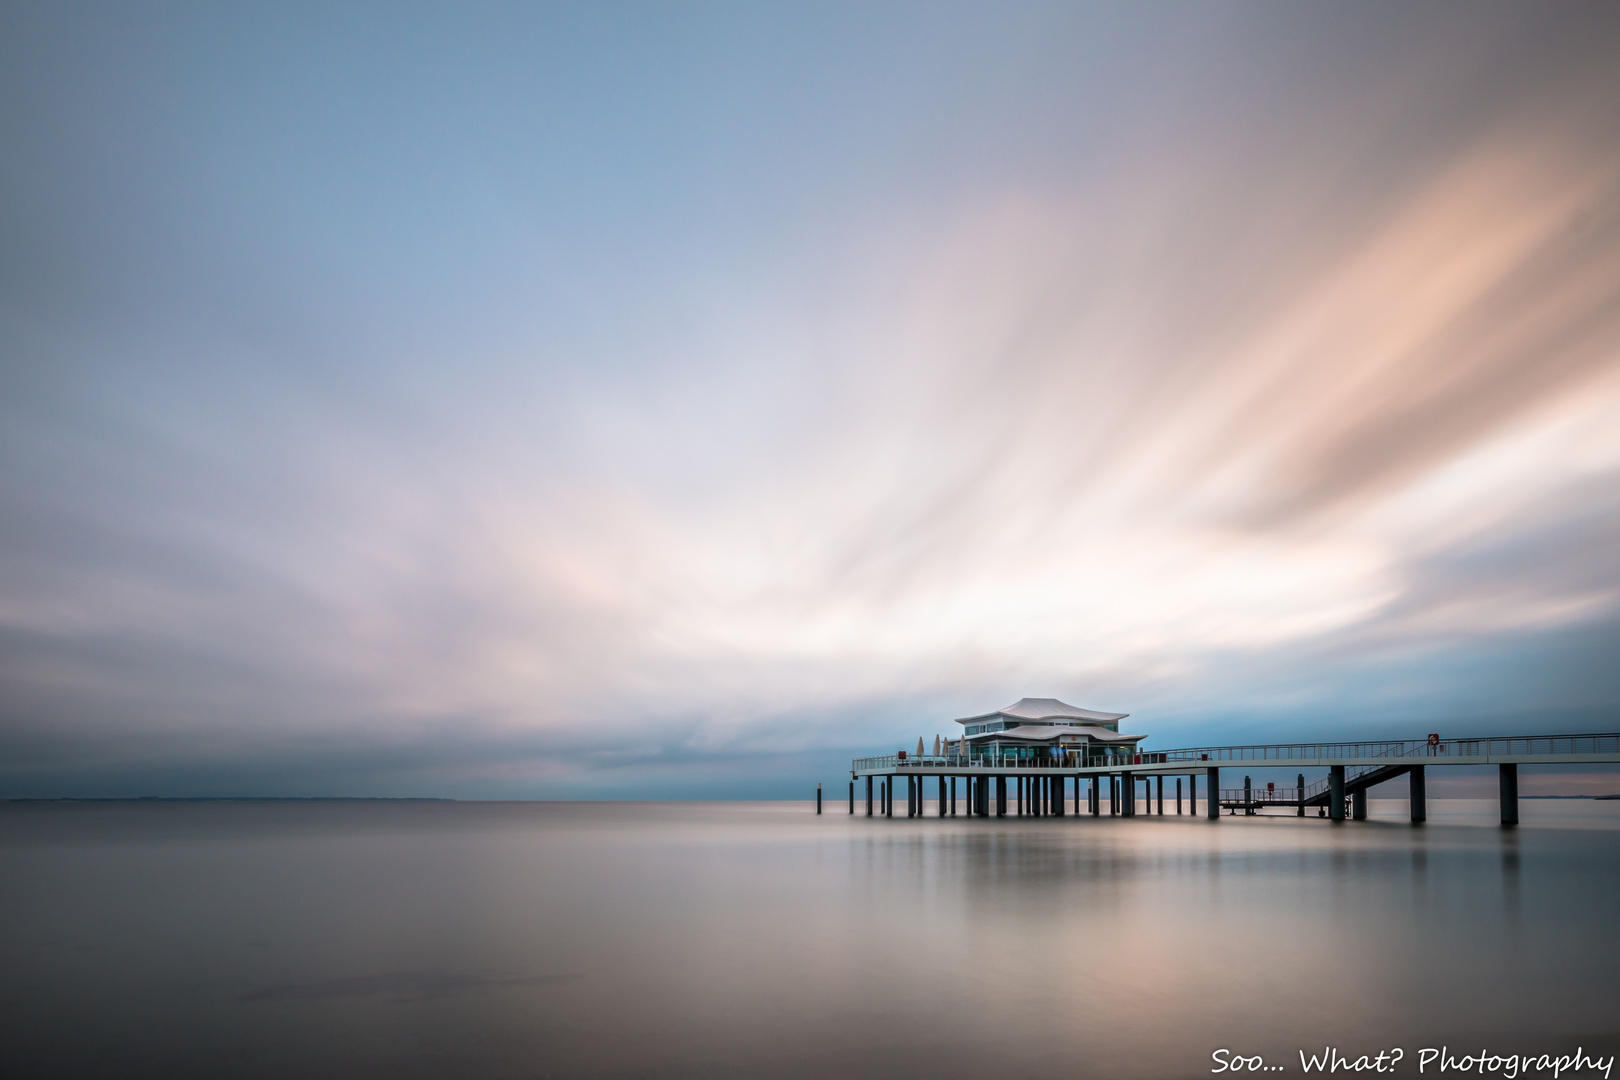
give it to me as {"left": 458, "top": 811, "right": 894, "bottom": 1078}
{"left": 3, "top": 2, "right": 1619, "bottom": 797}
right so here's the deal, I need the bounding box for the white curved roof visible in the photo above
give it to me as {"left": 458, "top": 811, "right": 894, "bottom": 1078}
{"left": 961, "top": 725, "right": 1143, "bottom": 744}
{"left": 956, "top": 697, "right": 1129, "bottom": 726}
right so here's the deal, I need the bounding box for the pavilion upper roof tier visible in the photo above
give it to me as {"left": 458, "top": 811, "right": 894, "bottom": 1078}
{"left": 954, "top": 697, "right": 1129, "bottom": 727}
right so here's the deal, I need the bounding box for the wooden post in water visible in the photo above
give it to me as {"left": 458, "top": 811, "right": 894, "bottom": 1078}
{"left": 1410, "top": 765, "right": 1426, "bottom": 824}
{"left": 1499, "top": 763, "right": 1518, "bottom": 826}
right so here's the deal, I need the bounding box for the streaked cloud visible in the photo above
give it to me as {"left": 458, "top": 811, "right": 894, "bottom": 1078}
{"left": 2, "top": 2, "right": 1618, "bottom": 795}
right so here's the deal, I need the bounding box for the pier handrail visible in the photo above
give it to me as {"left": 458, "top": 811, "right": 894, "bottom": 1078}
{"left": 1125, "top": 732, "right": 1620, "bottom": 764}
{"left": 852, "top": 732, "right": 1620, "bottom": 774}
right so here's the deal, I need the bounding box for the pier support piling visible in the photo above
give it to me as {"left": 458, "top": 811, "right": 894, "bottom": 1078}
{"left": 997, "top": 776, "right": 1007, "bottom": 817}
{"left": 1329, "top": 766, "right": 1345, "bottom": 822}
{"left": 1157, "top": 775, "right": 1164, "bottom": 815}
{"left": 1297, "top": 774, "right": 1305, "bottom": 817}
{"left": 1409, "top": 765, "right": 1425, "bottom": 824}
{"left": 1499, "top": 763, "right": 1518, "bottom": 826}
{"left": 1351, "top": 787, "right": 1366, "bottom": 821}
{"left": 1244, "top": 775, "right": 1252, "bottom": 816}
{"left": 1122, "top": 771, "right": 1135, "bottom": 816}
{"left": 866, "top": 775, "right": 873, "bottom": 817}
{"left": 849, "top": 780, "right": 854, "bottom": 815}
{"left": 1176, "top": 777, "right": 1182, "bottom": 815}
{"left": 940, "top": 776, "right": 947, "bottom": 817}
{"left": 817, "top": 783, "right": 822, "bottom": 815}
{"left": 1206, "top": 767, "right": 1219, "bottom": 819}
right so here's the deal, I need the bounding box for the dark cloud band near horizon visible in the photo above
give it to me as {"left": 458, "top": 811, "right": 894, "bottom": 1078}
{"left": 3, "top": 2, "right": 1619, "bottom": 797}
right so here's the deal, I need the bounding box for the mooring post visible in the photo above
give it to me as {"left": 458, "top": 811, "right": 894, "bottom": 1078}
{"left": 1297, "top": 773, "right": 1305, "bottom": 817}
{"left": 1351, "top": 786, "right": 1366, "bottom": 821}
{"left": 1329, "top": 765, "right": 1345, "bottom": 822}
{"left": 866, "top": 775, "right": 873, "bottom": 817}
{"left": 1499, "top": 763, "right": 1518, "bottom": 826}
{"left": 1176, "top": 777, "right": 1182, "bottom": 814}
{"left": 817, "top": 782, "right": 822, "bottom": 815}
{"left": 1206, "top": 767, "right": 1219, "bottom": 819}
{"left": 1409, "top": 765, "right": 1426, "bottom": 824}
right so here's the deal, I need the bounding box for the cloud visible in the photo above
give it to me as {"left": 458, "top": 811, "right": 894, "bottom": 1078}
{"left": 2, "top": 3, "right": 1619, "bottom": 795}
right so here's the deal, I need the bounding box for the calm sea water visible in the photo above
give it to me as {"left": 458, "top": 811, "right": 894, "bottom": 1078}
{"left": 3, "top": 798, "right": 1618, "bottom": 1079}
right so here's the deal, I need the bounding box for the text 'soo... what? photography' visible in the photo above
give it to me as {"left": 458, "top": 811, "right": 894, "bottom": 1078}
{"left": 3, "top": 3, "right": 1620, "bottom": 1079}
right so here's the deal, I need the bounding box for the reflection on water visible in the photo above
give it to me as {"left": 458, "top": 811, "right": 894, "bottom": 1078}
{"left": 2, "top": 799, "right": 1618, "bottom": 1079}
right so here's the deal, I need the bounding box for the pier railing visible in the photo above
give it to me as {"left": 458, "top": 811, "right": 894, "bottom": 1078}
{"left": 1149, "top": 732, "right": 1620, "bottom": 764}
{"left": 853, "top": 733, "right": 1620, "bottom": 775}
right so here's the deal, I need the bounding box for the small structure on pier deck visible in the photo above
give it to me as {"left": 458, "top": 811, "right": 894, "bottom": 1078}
{"left": 948, "top": 697, "right": 1145, "bottom": 764}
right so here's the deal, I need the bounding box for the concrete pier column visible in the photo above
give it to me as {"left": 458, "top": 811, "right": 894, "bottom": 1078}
{"left": 1157, "top": 775, "right": 1164, "bottom": 815}
{"left": 1206, "top": 767, "right": 1219, "bottom": 819}
{"left": 1055, "top": 776, "right": 1065, "bottom": 817}
{"left": 1176, "top": 777, "right": 1183, "bottom": 815}
{"left": 1329, "top": 765, "right": 1345, "bottom": 822}
{"left": 1244, "top": 774, "right": 1252, "bottom": 817}
{"left": 951, "top": 776, "right": 957, "bottom": 816}
{"left": 1409, "top": 765, "right": 1426, "bottom": 824}
{"left": 1499, "top": 763, "right": 1518, "bottom": 826}
{"left": 940, "top": 776, "right": 947, "bottom": 817}
{"left": 1091, "top": 778, "right": 1099, "bottom": 815}
{"left": 1111, "top": 775, "right": 1119, "bottom": 815}
{"left": 866, "top": 775, "right": 873, "bottom": 816}
{"left": 1296, "top": 774, "right": 1305, "bottom": 817}
{"left": 1075, "top": 776, "right": 1082, "bottom": 815}
{"left": 1122, "top": 771, "right": 1135, "bottom": 816}
{"left": 1017, "top": 777, "right": 1024, "bottom": 816}
{"left": 849, "top": 780, "right": 854, "bottom": 815}
{"left": 1351, "top": 787, "right": 1366, "bottom": 821}
{"left": 1189, "top": 774, "right": 1197, "bottom": 816}
{"left": 817, "top": 783, "right": 822, "bottom": 815}
{"left": 997, "top": 776, "right": 1007, "bottom": 817}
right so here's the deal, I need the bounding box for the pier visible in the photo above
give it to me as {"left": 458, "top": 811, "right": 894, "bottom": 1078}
{"left": 849, "top": 732, "right": 1620, "bottom": 825}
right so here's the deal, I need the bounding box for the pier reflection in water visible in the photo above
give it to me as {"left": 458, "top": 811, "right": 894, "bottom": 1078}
{"left": 2, "top": 799, "right": 1617, "bottom": 1079}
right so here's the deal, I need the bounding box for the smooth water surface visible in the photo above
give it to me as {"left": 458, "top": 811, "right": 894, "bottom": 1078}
{"left": 3, "top": 798, "right": 1618, "bottom": 1079}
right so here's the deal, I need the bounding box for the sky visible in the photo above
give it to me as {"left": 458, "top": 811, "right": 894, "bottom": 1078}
{"left": 2, "top": 2, "right": 1619, "bottom": 798}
